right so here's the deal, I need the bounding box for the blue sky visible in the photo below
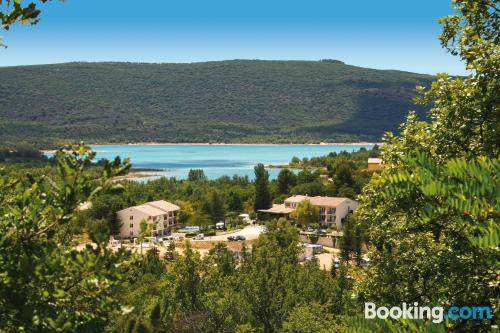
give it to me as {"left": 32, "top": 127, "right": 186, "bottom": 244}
{"left": 0, "top": 0, "right": 465, "bottom": 74}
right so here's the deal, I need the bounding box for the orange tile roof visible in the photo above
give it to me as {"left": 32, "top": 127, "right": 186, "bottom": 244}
{"left": 133, "top": 205, "right": 168, "bottom": 216}
{"left": 284, "top": 195, "right": 350, "bottom": 207}
{"left": 258, "top": 204, "right": 294, "bottom": 214}
{"left": 147, "top": 200, "right": 180, "bottom": 212}
{"left": 121, "top": 200, "right": 180, "bottom": 216}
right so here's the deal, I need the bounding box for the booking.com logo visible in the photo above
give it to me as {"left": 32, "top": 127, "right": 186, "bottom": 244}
{"left": 365, "top": 302, "right": 492, "bottom": 323}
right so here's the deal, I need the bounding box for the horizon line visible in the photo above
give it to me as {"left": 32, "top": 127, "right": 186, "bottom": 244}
{"left": 0, "top": 58, "right": 458, "bottom": 76}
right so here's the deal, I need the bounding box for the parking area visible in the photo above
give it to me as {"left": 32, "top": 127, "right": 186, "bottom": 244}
{"left": 202, "top": 225, "right": 266, "bottom": 241}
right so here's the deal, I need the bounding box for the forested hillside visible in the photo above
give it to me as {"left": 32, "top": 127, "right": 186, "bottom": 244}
{"left": 0, "top": 60, "right": 432, "bottom": 145}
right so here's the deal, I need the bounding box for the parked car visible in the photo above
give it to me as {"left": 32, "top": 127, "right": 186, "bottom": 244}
{"left": 227, "top": 235, "right": 246, "bottom": 241}
{"left": 360, "top": 256, "right": 370, "bottom": 268}
{"left": 333, "top": 257, "right": 340, "bottom": 268}
{"left": 193, "top": 234, "right": 205, "bottom": 240}
{"left": 165, "top": 234, "right": 183, "bottom": 241}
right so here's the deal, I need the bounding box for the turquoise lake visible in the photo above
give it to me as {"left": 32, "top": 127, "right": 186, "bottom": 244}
{"left": 89, "top": 144, "right": 374, "bottom": 180}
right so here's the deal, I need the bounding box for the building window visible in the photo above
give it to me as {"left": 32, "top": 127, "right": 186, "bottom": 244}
{"left": 129, "top": 215, "right": 133, "bottom": 220}
{"left": 130, "top": 231, "right": 134, "bottom": 236}
{"left": 129, "top": 223, "right": 133, "bottom": 228}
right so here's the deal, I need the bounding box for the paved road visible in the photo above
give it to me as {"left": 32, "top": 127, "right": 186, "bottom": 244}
{"left": 203, "top": 225, "right": 266, "bottom": 241}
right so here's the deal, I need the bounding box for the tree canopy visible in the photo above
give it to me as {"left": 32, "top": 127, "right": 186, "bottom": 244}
{"left": 355, "top": 1, "right": 499, "bottom": 331}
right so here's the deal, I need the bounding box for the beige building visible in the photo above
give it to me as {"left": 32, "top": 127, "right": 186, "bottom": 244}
{"left": 116, "top": 200, "right": 180, "bottom": 238}
{"left": 367, "top": 158, "right": 383, "bottom": 171}
{"left": 259, "top": 195, "right": 358, "bottom": 230}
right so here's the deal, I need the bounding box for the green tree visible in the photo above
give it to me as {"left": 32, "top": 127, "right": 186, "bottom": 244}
{"left": 335, "top": 163, "right": 354, "bottom": 187}
{"left": 140, "top": 247, "right": 165, "bottom": 276}
{"left": 188, "top": 169, "right": 207, "bottom": 182}
{"left": 277, "top": 168, "right": 297, "bottom": 194}
{"left": 171, "top": 242, "right": 203, "bottom": 311}
{"left": 227, "top": 190, "right": 244, "bottom": 212}
{"left": 187, "top": 212, "right": 211, "bottom": 230}
{"left": 0, "top": 146, "right": 131, "bottom": 332}
{"left": 208, "top": 243, "right": 236, "bottom": 276}
{"left": 383, "top": 1, "right": 499, "bottom": 162}
{"left": 88, "top": 193, "right": 128, "bottom": 234}
{"left": 209, "top": 191, "right": 225, "bottom": 222}
{"left": 176, "top": 200, "right": 194, "bottom": 225}
{"left": 1, "top": 1, "right": 52, "bottom": 46}
{"left": 291, "top": 199, "right": 319, "bottom": 228}
{"left": 237, "top": 219, "right": 302, "bottom": 332}
{"left": 353, "top": 222, "right": 364, "bottom": 267}
{"left": 113, "top": 265, "right": 174, "bottom": 333}
{"left": 281, "top": 303, "right": 334, "bottom": 333}
{"left": 138, "top": 219, "right": 153, "bottom": 255}
{"left": 355, "top": 1, "right": 499, "bottom": 331}
{"left": 87, "top": 217, "right": 111, "bottom": 245}
{"left": 340, "top": 218, "right": 354, "bottom": 264}
{"left": 253, "top": 164, "right": 272, "bottom": 212}
{"left": 290, "top": 181, "right": 324, "bottom": 197}
{"left": 296, "top": 169, "right": 318, "bottom": 184}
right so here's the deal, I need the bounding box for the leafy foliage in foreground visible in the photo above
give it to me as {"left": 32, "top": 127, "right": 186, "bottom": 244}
{"left": 0, "top": 147, "right": 131, "bottom": 332}
{"left": 346, "top": 317, "right": 446, "bottom": 333}
{"left": 0, "top": 0, "right": 50, "bottom": 34}
{"left": 112, "top": 220, "right": 358, "bottom": 333}
{"left": 355, "top": 1, "right": 499, "bottom": 331}
{"left": 384, "top": 153, "right": 499, "bottom": 248}
{"left": 0, "top": 60, "right": 432, "bottom": 145}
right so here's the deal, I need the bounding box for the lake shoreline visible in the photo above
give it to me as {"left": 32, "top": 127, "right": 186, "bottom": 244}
{"left": 40, "top": 142, "right": 382, "bottom": 154}
{"left": 41, "top": 143, "right": 376, "bottom": 181}
{"left": 96, "top": 141, "right": 382, "bottom": 146}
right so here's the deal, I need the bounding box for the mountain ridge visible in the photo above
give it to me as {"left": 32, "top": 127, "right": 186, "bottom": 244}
{"left": 0, "top": 60, "right": 433, "bottom": 146}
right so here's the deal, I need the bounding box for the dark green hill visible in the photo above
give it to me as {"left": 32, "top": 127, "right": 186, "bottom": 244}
{"left": 0, "top": 60, "right": 433, "bottom": 145}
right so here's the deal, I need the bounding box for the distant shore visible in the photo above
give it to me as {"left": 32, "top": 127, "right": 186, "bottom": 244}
{"left": 91, "top": 142, "right": 382, "bottom": 147}
{"left": 40, "top": 142, "right": 381, "bottom": 154}
{"left": 112, "top": 169, "right": 165, "bottom": 181}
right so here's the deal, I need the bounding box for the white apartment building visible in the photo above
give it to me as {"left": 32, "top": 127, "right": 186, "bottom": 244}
{"left": 259, "top": 195, "right": 358, "bottom": 230}
{"left": 116, "top": 200, "right": 180, "bottom": 238}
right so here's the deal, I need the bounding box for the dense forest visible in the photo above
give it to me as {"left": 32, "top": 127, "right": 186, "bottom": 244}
{"left": 0, "top": 60, "right": 432, "bottom": 146}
